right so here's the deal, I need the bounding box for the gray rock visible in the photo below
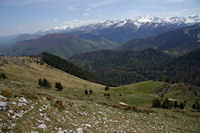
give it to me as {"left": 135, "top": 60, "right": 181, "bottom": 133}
{"left": 0, "top": 95, "right": 7, "bottom": 100}
{"left": 0, "top": 101, "right": 7, "bottom": 111}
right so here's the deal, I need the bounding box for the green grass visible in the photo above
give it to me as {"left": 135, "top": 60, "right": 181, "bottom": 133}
{"left": 110, "top": 81, "right": 166, "bottom": 107}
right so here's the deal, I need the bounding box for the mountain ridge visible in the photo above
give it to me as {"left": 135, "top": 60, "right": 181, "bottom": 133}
{"left": 119, "top": 24, "right": 200, "bottom": 56}
{"left": 0, "top": 33, "right": 118, "bottom": 58}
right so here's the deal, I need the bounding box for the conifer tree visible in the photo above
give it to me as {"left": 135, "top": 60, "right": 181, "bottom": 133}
{"left": 55, "top": 82, "right": 63, "bottom": 91}
{"left": 85, "top": 89, "right": 88, "bottom": 94}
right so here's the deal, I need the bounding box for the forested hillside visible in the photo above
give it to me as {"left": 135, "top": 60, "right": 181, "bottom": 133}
{"left": 40, "top": 52, "right": 105, "bottom": 85}
{"left": 163, "top": 48, "right": 200, "bottom": 86}
{"left": 70, "top": 49, "right": 174, "bottom": 86}
{"left": 70, "top": 48, "right": 200, "bottom": 86}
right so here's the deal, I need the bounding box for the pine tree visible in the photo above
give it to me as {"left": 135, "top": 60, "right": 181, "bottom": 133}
{"left": 162, "top": 98, "right": 172, "bottom": 109}
{"left": 0, "top": 73, "right": 7, "bottom": 79}
{"left": 105, "top": 86, "right": 109, "bottom": 91}
{"left": 152, "top": 98, "right": 161, "bottom": 108}
{"left": 192, "top": 103, "right": 196, "bottom": 109}
{"left": 43, "top": 79, "right": 51, "bottom": 88}
{"left": 38, "top": 79, "right": 42, "bottom": 86}
{"left": 55, "top": 82, "right": 63, "bottom": 91}
{"left": 179, "top": 102, "right": 185, "bottom": 109}
{"left": 85, "top": 89, "right": 88, "bottom": 94}
{"left": 174, "top": 101, "right": 178, "bottom": 109}
{"left": 89, "top": 89, "right": 93, "bottom": 94}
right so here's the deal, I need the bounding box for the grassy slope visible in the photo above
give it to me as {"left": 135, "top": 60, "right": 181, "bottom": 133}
{"left": 0, "top": 56, "right": 103, "bottom": 90}
{"left": 0, "top": 56, "right": 200, "bottom": 132}
{"left": 111, "top": 81, "right": 165, "bottom": 107}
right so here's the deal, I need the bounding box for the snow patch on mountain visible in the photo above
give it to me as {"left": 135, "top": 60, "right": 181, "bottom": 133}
{"left": 41, "top": 15, "right": 200, "bottom": 34}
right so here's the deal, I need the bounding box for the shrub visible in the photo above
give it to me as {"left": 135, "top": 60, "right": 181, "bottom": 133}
{"left": 104, "top": 93, "right": 110, "bottom": 97}
{"left": 38, "top": 79, "right": 42, "bottom": 86}
{"left": 162, "top": 98, "right": 173, "bottom": 109}
{"left": 89, "top": 89, "right": 93, "bottom": 94}
{"left": 105, "top": 86, "right": 109, "bottom": 91}
{"left": 152, "top": 98, "right": 161, "bottom": 108}
{"left": 43, "top": 79, "right": 51, "bottom": 88}
{"left": 174, "top": 101, "right": 178, "bottom": 109}
{"left": 0, "top": 73, "right": 7, "bottom": 79}
{"left": 192, "top": 100, "right": 200, "bottom": 110}
{"left": 179, "top": 102, "right": 185, "bottom": 109}
{"left": 38, "top": 78, "right": 51, "bottom": 88}
{"left": 55, "top": 82, "right": 63, "bottom": 91}
{"left": 85, "top": 89, "right": 88, "bottom": 94}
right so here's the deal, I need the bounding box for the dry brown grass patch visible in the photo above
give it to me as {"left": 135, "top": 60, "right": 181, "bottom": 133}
{"left": 22, "top": 91, "right": 39, "bottom": 100}
{"left": 1, "top": 90, "right": 12, "bottom": 99}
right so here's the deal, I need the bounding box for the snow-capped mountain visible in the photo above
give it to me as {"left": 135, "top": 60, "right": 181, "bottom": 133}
{"left": 73, "top": 15, "right": 200, "bottom": 31}
{"left": 1, "top": 15, "right": 200, "bottom": 47}
{"left": 69, "top": 15, "right": 200, "bottom": 43}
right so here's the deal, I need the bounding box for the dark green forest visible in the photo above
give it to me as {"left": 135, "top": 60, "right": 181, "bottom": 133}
{"left": 70, "top": 48, "right": 200, "bottom": 86}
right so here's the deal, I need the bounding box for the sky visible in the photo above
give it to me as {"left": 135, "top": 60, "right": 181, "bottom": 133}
{"left": 0, "top": 0, "right": 200, "bottom": 36}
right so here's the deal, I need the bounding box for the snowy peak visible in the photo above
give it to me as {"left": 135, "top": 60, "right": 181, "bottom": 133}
{"left": 163, "top": 15, "right": 200, "bottom": 24}
{"left": 73, "top": 15, "right": 200, "bottom": 32}
{"left": 136, "top": 16, "right": 164, "bottom": 23}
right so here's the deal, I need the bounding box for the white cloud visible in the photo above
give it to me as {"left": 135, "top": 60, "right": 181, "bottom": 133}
{"left": 17, "top": 25, "right": 21, "bottom": 29}
{"left": 66, "top": 6, "right": 76, "bottom": 11}
{"left": 89, "top": 0, "right": 124, "bottom": 7}
{"left": 60, "top": 19, "right": 103, "bottom": 29}
{"left": 85, "top": 8, "right": 91, "bottom": 12}
{"left": 73, "top": 19, "right": 78, "bottom": 22}
{"left": 53, "top": 19, "right": 59, "bottom": 23}
{"left": 83, "top": 12, "right": 89, "bottom": 16}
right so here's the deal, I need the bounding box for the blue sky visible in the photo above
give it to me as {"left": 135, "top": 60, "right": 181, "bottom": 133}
{"left": 0, "top": 0, "right": 200, "bottom": 36}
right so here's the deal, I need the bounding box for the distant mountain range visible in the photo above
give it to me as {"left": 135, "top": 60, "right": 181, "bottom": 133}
{"left": 1, "top": 15, "right": 200, "bottom": 47}
{"left": 0, "top": 33, "right": 118, "bottom": 58}
{"left": 0, "top": 15, "right": 200, "bottom": 59}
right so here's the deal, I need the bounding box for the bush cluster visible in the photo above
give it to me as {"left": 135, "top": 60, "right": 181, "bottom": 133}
{"left": 38, "top": 78, "right": 51, "bottom": 88}
{"left": 192, "top": 100, "right": 200, "bottom": 110}
{"left": 85, "top": 89, "right": 93, "bottom": 94}
{"left": 152, "top": 98, "right": 186, "bottom": 109}
{"left": 104, "top": 93, "right": 110, "bottom": 97}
